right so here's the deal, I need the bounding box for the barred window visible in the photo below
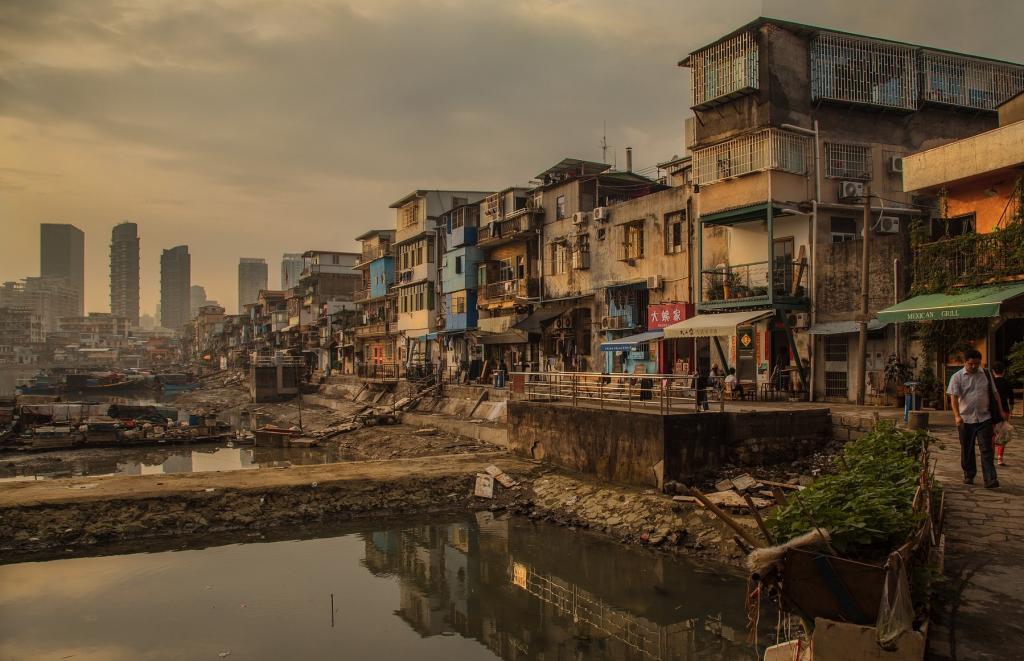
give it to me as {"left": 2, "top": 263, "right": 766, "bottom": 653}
{"left": 825, "top": 143, "right": 872, "bottom": 180}
{"left": 825, "top": 335, "right": 848, "bottom": 362}
{"left": 690, "top": 31, "right": 759, "bottom": 107}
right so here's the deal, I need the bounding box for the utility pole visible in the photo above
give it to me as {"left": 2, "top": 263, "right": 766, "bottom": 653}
{"left": 856, "top": 186, "right": 871, "bottom": 405}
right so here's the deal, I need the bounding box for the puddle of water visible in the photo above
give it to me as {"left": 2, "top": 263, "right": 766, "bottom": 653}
{"left": 0, "top": 444, "right": 360, "bottom": 482}
{"left": 0, "top": 516, "right": 762, "bottom": 660}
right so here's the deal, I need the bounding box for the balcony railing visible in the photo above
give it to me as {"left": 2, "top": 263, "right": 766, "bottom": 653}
{"left": 479, "top": 278, "right": 537, "bottom": 303}
{"left": 913, "top": 230, "right": 1024, "bottom": 294}
{"left": 478, "top": 215, "right": 538, "bottom": 246}
{"left": 355, "top": 321, "right": 390, "bottom": 338}
{"left": 356, "top": 361, "right": 399, "bottom": 382}
{"left": 358, "top": 244, "right": 391, "bottom": 264}
{"left": 692, "top": 129, "right": 810, "bottom": 186}
{"left": 701, "top": 260, "right": 808, "bottom": 307}
{"left": 354, "top": 288, "right": 371, "bottom": 302}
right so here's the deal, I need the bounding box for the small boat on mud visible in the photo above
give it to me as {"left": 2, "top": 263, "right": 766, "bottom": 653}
{"left": 156, "top": 373, "right": 200, "bottom": 393}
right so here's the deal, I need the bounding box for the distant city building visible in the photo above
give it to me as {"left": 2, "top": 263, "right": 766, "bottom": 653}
{"left": 0, "top": 306, "right": 43, "bottom": 364}
{"left": 160, "top": 245, "right": 191, "bottom": 330}
{"left": 281, "top": 253, "right": 304, "bottom": 290}
{"left": 40, "top": 223, "right": 84, "bottom": 315}
{"left": 190, "top": 285, "right": 208, "bottom": 319}
{"left": 238, "top": 257, "right": 268, "bottom": 313}
{"left": 140, "top": 312, "right": 156, "bottom": 330}
{"left": 0, "top": 276, "right": 80, "bottom": 334}
{"left": 109, "top": 221, "right": 140, "bottom": 326}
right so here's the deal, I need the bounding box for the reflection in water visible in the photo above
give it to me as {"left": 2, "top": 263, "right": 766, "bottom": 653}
{"left": 0, "top": 518, "right": 760, "bottom": 660}
{"left": 364, "top": 516, "right": 757, "bottom": 660}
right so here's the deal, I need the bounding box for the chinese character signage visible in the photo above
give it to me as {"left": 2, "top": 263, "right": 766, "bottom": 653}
{"left": 647, "top": 303, "right": 693, "bottom": 330}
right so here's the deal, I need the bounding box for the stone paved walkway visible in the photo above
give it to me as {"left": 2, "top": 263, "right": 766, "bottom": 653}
{"left": 924, "top": 414, "right": 1024, "bottom": 661}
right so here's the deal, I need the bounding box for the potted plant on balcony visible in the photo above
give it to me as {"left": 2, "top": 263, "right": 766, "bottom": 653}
{"left": 884, "top": 355, "right": 911, "bottom": 407}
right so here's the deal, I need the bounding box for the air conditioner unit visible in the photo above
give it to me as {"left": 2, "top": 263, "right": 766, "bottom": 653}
{"left": 788, "top": 313, "right": 810, "bottom": 330}
{"left": 561, "top": 315, "right": 574, "bottom": 329}
{"left": 600, "top": 316, "right": 613, "bottom": 330}
{"left": 646, "top": 275, "right": 663, "bottom": 290}
{"left": 592, "top": 207, "right": 610, "bottom": 222}
{"left": 571, "top": 211, "right": 590, "bottom": 225}
{"left": 888, "top": 156, "right": 904, "bottom": 174}
{"left": 839, "top": 181, "right": 865, "bottom": 201}
{"left": 877, "top": 216, "right": 901, "bottom": 234}
{"left": 435, "top": 317, "right": 446, "bottom": 329}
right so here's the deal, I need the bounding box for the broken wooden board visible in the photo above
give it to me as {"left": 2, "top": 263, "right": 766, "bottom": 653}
{"left": 730, "top": 473, "right": 761, "bottom": 492}
{"left": 474, "top": 474, "right": 495, "bottom": 498}
{"left": 702, "top": 490, "right": 772, "bottom": 510}
{"left": 485, "top": 464, "right": 518, "bottom": 488}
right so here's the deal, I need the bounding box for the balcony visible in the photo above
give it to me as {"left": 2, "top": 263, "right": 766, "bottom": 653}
{"left": 913, "top": 230, "right": 1024, "bottom": 295}
{"left": 478, "top": 278, "right": 538, "bottom": 305}
{"left": 478, "top": 215, "right": 539, "bottom": 248}
{"left": 356, "top": 244, "right": 392, "bottom": 266}
{"left": 692, "top": 129, "right": 810, "bottom": 187}
{"left": 355, "top": 321, "right": 390, "bottom": 338}
{"left": 700, "top": 260, "right": 808, "bottom": 310}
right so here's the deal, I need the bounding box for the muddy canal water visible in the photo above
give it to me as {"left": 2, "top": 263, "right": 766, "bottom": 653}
{"left": 0, "top": 516, "right": 762, "bottom": 660}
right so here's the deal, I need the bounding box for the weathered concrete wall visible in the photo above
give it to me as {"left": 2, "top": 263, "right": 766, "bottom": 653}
{"left": 814, "top": 233, "right": 908, "bottom": 319}
{"left": 508, "top": 402, "right": 831, "bottom": 487}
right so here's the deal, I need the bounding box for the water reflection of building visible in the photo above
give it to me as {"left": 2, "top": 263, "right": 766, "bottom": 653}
{"left": 361, "top": 515, "right": 755, "bottom": 661}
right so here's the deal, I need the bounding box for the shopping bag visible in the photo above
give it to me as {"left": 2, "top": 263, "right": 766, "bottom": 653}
{"left": 995, "top": 422, "right": 1013, "bottom": 447}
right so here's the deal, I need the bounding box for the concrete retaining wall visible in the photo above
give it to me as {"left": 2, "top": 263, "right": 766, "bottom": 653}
{"left": 507, "top": 402, "right": 831, "bottom": 488}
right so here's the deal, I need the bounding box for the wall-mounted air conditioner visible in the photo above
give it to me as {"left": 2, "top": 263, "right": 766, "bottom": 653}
{"left": 592, "top": 207, "right": 610, "bottom": 222}
{"left": 877, "top": 216, "right": 901, "bottom": 234}
{"left": 839, "top": 181, "right": 865, "bottom": 201}
{"left": 888, "top": 156, "right": 904, "bottom": 174}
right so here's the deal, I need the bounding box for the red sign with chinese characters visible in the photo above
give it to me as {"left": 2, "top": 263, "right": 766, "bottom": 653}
{"left": 647, "top": 303, "right": 694, "bottom": 331}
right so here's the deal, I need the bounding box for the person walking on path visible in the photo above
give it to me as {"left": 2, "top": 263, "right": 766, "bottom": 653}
{"left": 992, "top": 361, "right": 1016, "bottom": 465}
{"left": 948, "top": 349, "right": 1006, "bottom": 488}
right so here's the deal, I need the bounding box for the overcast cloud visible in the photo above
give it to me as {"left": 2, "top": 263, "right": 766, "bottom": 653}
{"left": 2, "top": 0, "right": 1021, "bottom": 314}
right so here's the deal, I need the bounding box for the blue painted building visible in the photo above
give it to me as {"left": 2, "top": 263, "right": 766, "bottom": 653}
{"left": 354, "top": 229, "right": 398, "bottom": 370}
{"left": 438, "top": 202, "right": 489, "bottom": 373}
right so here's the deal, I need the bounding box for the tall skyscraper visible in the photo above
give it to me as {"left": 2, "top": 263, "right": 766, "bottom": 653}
{"left": 160, "top": 245, "right": 190, "bottom": 330}
{"left": 190, "top": 284, "right": 208, "bottom": 319}
{"left": 40, "top": 223, "right": 84, "bottom": 314}
{"left": 281, "top": 253, "right": 304, "bottom": 290}
{"left": 109, "top": 221, "right": 140, "bottom": 326}
{"left": 238, "top": 257, "right": 268, "bottom": 313}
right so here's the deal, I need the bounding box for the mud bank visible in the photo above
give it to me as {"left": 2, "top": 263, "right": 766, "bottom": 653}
{"left": 517, "top": 474, "right": 756, "bottom": 566}
{"left": 0, "top": 453, "right": 540, "bottom": 559}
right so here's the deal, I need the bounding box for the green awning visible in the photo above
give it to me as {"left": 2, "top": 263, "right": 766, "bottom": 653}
{"left": 877, "top": 282, "right": 1024, "bottom": 323}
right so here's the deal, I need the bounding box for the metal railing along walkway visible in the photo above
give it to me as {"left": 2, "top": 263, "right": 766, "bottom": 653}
{"left": 508, "top": 371, "right": 725, "bottom": 414}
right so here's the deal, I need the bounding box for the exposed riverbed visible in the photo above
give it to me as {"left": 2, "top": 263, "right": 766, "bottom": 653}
{"left": 0, "top": 515, "right": 767, "bottom": 660}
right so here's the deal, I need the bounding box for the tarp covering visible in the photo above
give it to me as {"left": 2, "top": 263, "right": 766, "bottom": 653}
{"left": 599, "top": 330, "right": 664, "bottom": 351}
{"left": 877, "top": 282, "right": 1024, "bottom": 323}
{"left": 663, "top": 310, "right": 772, "bottom": 338}
{"left": 20, "top": 403, "right": 110, "bottom": 422}
{"left": 808, "top": 319, "right": 888, "bottom": 335}
{"left": 479, "top": 330, "right": 529, "bottom": 345}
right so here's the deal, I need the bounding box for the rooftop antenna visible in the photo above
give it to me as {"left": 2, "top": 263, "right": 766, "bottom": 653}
{"left": 601, "top": 121, "right": 614, "bottom": 165}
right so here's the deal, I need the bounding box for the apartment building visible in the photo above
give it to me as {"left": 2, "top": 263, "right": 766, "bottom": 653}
{"left": 438, "top": 202, "right": 487, "bottom": 374}
{"left": 390, "top": 190, "right": 490, "bottom": 368}
{"left": 674, "top": 17, "right": 1024, "bottom": 401}
{"left": 354, "top": 230, "right": 397, "bottom": 372}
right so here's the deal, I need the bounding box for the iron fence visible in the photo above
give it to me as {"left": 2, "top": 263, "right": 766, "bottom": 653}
{"left": 508, "top": 371, "right": 725, "bottom": 414}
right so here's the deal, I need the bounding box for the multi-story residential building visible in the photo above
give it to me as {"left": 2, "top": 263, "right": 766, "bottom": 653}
{"left": 40, "top": 223, "right": 85, "bottom": 315}
{"left": 475, "top": 186, "right": 544, "bottom": 370}
{"left": 160, "top": 245, "right": 191, "bottom": 331}
{"left": 0, "top": 276, "right": 80, "bottom": 334}
{"left": 353, "top": 230, "right": 397, "bottom": 373}
{"left": 881, "top": 91, "right": 1024, "bottom": 381}
{"left": 57, "top": 313, "right": 131, "bottom": 345}
{"left": 237, "top": 258, "right": 268, "bottom": 314}
{"left": 528, "top": 158, "right": 677, "bottom": 374}
{"left": 109, "top": 221, "right": 140, "bottom": 327}
{"left": 390, "top": 190, "right": 490, "bottom": 369}
{"left": 281, "top": 253, "right": 304, "bottom": 290}
{"left": 438, "top": 202, "right": 487, "bottom": 374}
{"left": 672, "top": 17, "right": 1024, "bottom": 401}
{"left": 0, "top": 307, "right": 42, "bottom": 364}
{"left": 192, "top": 304, "right": 226, "bottom": 369}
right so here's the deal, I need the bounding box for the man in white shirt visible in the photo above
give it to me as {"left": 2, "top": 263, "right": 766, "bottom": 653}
{"left": 947, "top": 349, "right": 1001, "bottom": 488}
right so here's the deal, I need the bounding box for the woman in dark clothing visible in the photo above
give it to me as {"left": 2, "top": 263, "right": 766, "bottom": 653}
{"left": 993, "top": 361, "right": 1015, "bottom": 466}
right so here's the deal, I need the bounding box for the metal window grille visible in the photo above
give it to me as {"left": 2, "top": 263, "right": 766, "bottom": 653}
{"left": 825, "top": 371, "right": 848, "bottom": 397}
{"left": 691, "top": 31, "right": 759, "bottom": 106}
{"left": 693, "top": 129, "right": 810, "bottom": 186}
{"left": 825, "top": 143, "right": 872, "bottom": 180}
{"left": 811, "top": 32, "right": 918, "bottom": 110}
{"left": 825, "top": 335, "right": 848, "bottom": 362}
{"left": 920, "top": 51, "right": 1024, "bottom": 111}
{"left": 400, "top": 203, "right": 419, "bottom": 228}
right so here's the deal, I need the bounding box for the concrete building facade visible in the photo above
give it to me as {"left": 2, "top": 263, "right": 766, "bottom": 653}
{"left": 281, "top": 253, "right": 304, "bottom": 290}
{"left": 109, "top": 222, "right": 140, "bottom": 326}
{"left": 238, "top": 257, "right": 268, "bottom": 314}
{"left": 353, "top": 230, "right": 397, "bottom": 372}
{"left": 160, "top": 245, "right": 191, "bottom": 331}
{"left": 40, "top": 223, "right": 85, "bottom": 315}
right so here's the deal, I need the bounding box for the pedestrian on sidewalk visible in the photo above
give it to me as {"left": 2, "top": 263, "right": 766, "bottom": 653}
{"left": 948, "top": 349, "right": 1005, "bottom": 488}
{"left": 992, "top": 361, "right": 1015, "bottom": 465}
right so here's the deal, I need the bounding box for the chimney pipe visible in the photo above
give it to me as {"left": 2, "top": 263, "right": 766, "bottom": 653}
{"left": 625, "top": 147, "right": 633, "bottom": 173}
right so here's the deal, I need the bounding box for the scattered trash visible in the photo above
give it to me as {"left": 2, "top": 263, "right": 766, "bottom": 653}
{"left": 219, "top": 652, "right": 231, "bottom": 658}
{"left": 730, "top": 473, "right": 761, "bottom": 493}
{"left": 310, "top": 482, "right": 318, "bottom": 488}
{"left": 203, "top": 488, "right": 215, "bottom": 493}
{"left": 485, "top": 464, "right": 518, "bottom": 488}
{"left": 474, "top": 473, "right": 495, "bottom": 499}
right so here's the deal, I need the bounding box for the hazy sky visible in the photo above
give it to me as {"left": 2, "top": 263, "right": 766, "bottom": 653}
{"left": 2, "top": 0, "right": 1022, "bottom": 315}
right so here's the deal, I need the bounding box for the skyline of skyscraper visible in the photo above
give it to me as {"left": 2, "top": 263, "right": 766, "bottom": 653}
{"left": 109, "top": 221, "right": 140, "bottom": 326}
{"left": 238, "top": 257, "right": 268, "bottom": 314}
{"left": 281, "top": 253, "right": 304, "bottom": 291}
{"left": 40, "top": 223, "right": 84, "bottom": 315}
{"left": 159, "top": 245, "right": 190, "bottom": 330}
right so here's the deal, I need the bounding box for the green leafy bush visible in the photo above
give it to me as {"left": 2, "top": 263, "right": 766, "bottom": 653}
{"left": 766, "top": 424, "right": 927, "bottom": 559}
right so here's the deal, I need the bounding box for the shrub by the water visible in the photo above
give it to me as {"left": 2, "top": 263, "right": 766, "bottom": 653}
{"left": 766, "top": 424, "right": 928, "bottom": 558}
